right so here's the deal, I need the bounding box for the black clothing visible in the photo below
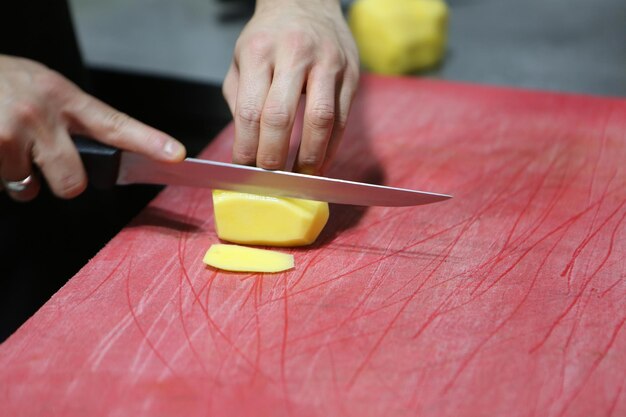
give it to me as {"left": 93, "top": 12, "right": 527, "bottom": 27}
{"left": 1, "top": 1, "right": 88, "bottom": 87}
{"left": 0, "top": 1, "right": 146, "bottom": 342}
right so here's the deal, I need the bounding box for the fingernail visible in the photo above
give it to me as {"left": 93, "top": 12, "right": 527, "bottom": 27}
{"left": 164, "top": 140, "right": 184, "bottom": 159}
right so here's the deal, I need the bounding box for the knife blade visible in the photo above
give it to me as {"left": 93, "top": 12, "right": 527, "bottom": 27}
{"left": 76, "top": 137, "right": 451, "bottom": 207}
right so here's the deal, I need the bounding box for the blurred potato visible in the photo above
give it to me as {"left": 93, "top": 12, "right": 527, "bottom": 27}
{"left": 349, "top": 0, "right": 449, "bottom": 75}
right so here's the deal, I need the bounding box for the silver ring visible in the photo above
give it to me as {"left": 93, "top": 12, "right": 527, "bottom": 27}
{"left": 2, "top": 174, "right": 34, "bottom": 193}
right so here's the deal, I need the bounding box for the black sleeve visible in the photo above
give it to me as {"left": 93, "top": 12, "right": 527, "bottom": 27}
{"left": 0, "top": 0, "right": 88, "bottom": 88}
{"left": 0, "top": 0, "right": 96, "bottom": 342}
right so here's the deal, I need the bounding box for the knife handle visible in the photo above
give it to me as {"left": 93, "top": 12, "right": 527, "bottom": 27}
{"left": 73, "top": 136, "right": 121, "bottom": 189}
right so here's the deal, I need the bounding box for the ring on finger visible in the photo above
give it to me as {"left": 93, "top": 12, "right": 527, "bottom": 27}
{"left": 2, "top": 174, "right": 34, "bottom": 193}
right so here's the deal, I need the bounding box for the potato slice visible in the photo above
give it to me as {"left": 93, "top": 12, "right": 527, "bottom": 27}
{"left": 212, "top": 190, "right": 329, "bottom": 246}
{"left": 203, "top": 244, "right": 294, "bottom": 273}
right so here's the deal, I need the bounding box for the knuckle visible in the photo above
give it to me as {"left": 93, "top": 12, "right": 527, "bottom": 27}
{"left": 256, "top": 153, "right": 283, "bottom": 170}
{"left": 12, "top": 100, "right": 41, "bottom": 125}
{"left": 237, "top": 104, "right": 263, "bottom": 126}
{"left": 54, "top": 171, "right": 87, "bottom": 199}
{"left": 261, "top": 107, "right": 291, "bottom": 129}
{"left": 286, "top": 31, "right": 315, "bottom": 55}
{"left": 33, "top": 151, "right": 86, "bottom": 198}
{"left": 232, "top": 148, "right": 257, "bottom": 166}
{"left": 298, "top": 153, "right": 324, "bottom": 171}
{"left": 104, "top": 111, "right": 132, "bottom": 141}
{"left": 242, "top": 33, "right": 273, "bottom": 59}
{"left": 35, "top": 70, "right": 70, "bottom": 100}
{"left": 32, "top": 148, "right": 56, "bottom": 172}
{"left": 307, "top": 103, "right": 335, "bottom": 129}
{"left": 140, "top": 130, "right": 166, "bottom": 147}
{"left": 321, "top": 42, "right": 345, "bottom": 66}
{"left": 0, "top": 128, "right": 16, "bottom": 151}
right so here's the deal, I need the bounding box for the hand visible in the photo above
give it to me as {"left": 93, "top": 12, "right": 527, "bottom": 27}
{"left": 223, "top": 0, "right": 359, "bottom": 175}
{"left": 0, "top": 55, "right": 186, "bottom": 202}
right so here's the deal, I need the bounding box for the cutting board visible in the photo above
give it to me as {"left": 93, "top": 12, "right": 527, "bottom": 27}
{"left": 1, "top": 75, "right": 625, "bottom": 417}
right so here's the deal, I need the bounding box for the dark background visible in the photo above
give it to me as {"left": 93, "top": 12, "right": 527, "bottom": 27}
{"left": 1, "top": 0, "right": 625, "bottom": 341}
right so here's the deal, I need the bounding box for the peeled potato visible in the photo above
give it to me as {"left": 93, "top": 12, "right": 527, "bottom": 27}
{"left": 212, "top": 190, "right": 329, "bottom": 246}
{"left": 203, "top": 244, "right": 294, "bottom": 273}
{"left": 349, "top": 0, "right": 449, "bottom": 75}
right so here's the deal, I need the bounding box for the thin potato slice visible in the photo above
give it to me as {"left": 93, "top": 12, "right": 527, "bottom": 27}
{"left": 203, "top": 244, "right": 294, "bottom": 273}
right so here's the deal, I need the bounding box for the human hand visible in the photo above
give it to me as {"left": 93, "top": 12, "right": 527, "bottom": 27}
{"left": 0, "top": 55, "right": 186, "bottom": 202}
{"left": 223, "top": 0, "right": 359, "bottom": 175}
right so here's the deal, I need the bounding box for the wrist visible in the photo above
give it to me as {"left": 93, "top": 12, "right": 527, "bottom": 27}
{"left": 255, "top": 0, "right": 341, "bottom": 13}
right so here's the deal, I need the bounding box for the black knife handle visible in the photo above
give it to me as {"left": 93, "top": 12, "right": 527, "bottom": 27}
{"left": 73, "top": 136, "right": 121, "bottom": 189}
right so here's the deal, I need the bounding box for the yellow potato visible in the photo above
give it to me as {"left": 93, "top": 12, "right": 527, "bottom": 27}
{"left": 203, "top": 244, "right": 294, "bottom": 273}
{"left": 212, "top": 190, "right": 329, "bottom": 246}
{"left": 349, "top": 0, "right": 449, "bottom": 75}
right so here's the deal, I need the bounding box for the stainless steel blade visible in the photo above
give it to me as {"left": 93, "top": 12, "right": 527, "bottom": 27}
{"left": 118, "top": 152, "right": 451, "bottom": 207}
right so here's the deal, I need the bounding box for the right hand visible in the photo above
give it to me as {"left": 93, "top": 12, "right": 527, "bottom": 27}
{"left": 0, "top": 54, "right": 186, "bottom": 202}
{"left": 222, "top": 0, "right": 359, "bottom": 175}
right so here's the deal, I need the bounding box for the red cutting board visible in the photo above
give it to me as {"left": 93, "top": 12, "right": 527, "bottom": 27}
{"left": 1, "top": 75, "right": 625, "bottom": 417}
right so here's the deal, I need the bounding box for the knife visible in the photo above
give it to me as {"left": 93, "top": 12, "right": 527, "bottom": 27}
{"left": 76, "top": 138, "right": 451, "bottom": 207}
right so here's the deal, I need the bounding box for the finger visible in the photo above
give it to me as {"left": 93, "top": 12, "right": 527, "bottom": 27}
{"left": 0, "top": 134, "right": 40, "bottom": 202}
{"left": 257, "top": 69, "right": 307, "bottom": 170}
{"left": 67, "top": 93, "right": 186, "bottom": 162}
{"left": 222, "top": 61, "right": 239, "bottom": 117}
{"left": 0, "top": 114, "right": 40, "bottom": 201}
{"left": 320, "top": 72, "right": 359, "bottom": 175}
{"left": 232, "top": 59, "right": 272, "bottom": 166}
{"left": 295, "top": 68, "right": 337, "bottom": 175}
{"left": 32, "top": 129, "right": 87, "bottom": 199}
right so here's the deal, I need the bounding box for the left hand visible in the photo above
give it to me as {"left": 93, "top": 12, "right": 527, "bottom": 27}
{"left": 223, "top": 0, "right": 359, "bottom": 175}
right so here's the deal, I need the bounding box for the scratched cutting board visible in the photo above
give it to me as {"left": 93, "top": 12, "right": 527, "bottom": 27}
{"left": 1, "top": 75, "right": 625, "bottom": 417}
